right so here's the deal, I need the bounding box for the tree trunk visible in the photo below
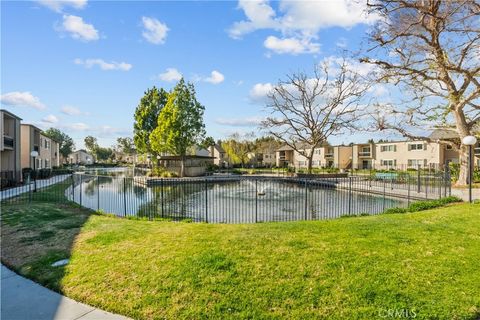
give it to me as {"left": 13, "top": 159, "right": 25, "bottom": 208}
{"left": 180, "top": 155, "right": 185, "bottom": 178}
{"left": 307, "top": 152, "right": 314, "bottom": 175}
{"left": 456, "top": 145, "right": 470, "bottom": 186}
{"left": 453, "top": 108, "right": 471, "bottom": 186}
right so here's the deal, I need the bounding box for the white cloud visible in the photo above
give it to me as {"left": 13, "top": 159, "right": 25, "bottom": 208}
{"left": 264, "top": 36, "right": 319, "bottom": 55}
{"left": 67, "top": 122, "right": 90, "bottom": 131}
{"left": 74, "top": 58, "right": 132, "bottom": 71}
{"left": 141, "top": 17, "right": 169, "bottom": 44}
{"left": 215, "top": 116, "right": 263, "bottom": 127}
{"left": 204, "top": 70, "right": 225, "bottom": 84}
{"left": 42, "top": 114, "right": 59, "bottom": 123}
{"left": 229, "top": 0, "right": 379, "bottom": 55}
{"left": 37, "top": 0, "right": 87, "bottom": 12}
{"left": 249, "top": 83, "right": 274, "bottom": 102}
{"left": 61, "top": 14, "right": 99, "bottom": 41}
{"left": 60, "top": 105, "right": 88, "bottom": 116}
{"left": 0, "top": 91, "right": 46, "bottom": 110}
{"left": 228, "top": 0, "right": 279, "bottom": 39}
{"left": 158, "top": 68, "right": 182, "bottom": 82}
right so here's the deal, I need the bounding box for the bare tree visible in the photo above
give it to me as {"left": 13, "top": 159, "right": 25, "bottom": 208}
{"left": 262, "top": 58, "right": 370, "bottom": 173}
{"left": 361, "top": 0, "right": 480, "bottom": 185}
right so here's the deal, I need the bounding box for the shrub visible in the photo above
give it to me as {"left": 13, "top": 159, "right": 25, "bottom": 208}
{"left": 147, "top": 167, "right": 179, "bottom": 178}
{"left": 384, "top": 207, "right": 408, "bottom": 214}
{"left": 39, "top": 168, "right": 52, "bottom": 179}
{"left": 408, "top": 196, "right": 462, "bottom": 212}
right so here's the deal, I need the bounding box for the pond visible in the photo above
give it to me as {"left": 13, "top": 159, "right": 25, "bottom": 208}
{"left": 66, "top": 169, "right": 406, "bottom": 223}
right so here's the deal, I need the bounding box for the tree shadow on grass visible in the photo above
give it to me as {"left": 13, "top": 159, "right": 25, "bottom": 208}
{"left": 1, "top": 176, "right": 96, "bottom": 319}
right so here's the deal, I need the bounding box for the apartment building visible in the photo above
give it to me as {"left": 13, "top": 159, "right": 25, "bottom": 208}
{"left": 0, "top": 110, "right": 22, "bottom": 183}
{"left": 68, "top": 150, "right": 94, "bottom": 165}
{"left": 20, "top": 124, "right": 59, "bottom": 169}
{"left": 352, "top": 142, "right": 375, "bottom": 169}
{"left": 209, "top": 144, "right": 229, "bottom": 167}
{"left": 275, "top": 143, "right": 353, "bottom": 169}
{"left": 374, "top": 140, "right": 458, "bottom": 169}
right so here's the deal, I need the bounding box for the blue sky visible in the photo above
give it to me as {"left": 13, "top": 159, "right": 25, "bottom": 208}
{"left": 1, "top": 0, "right": 397, "bottom": 149}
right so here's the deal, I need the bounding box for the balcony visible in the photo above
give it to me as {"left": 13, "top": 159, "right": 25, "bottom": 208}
{"left": 358, "top": 151, "right": 371, "bottom": 157}
{"left": 3, "top": 136, "right": 14, "bottom": 149}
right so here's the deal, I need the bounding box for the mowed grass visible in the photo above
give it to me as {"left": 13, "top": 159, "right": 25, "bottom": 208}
{"left": 1, "top": 201, "right": 480, "bottom": 319}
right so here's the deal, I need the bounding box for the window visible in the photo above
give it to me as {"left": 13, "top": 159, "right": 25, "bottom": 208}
{"left": 312, "top": 160, "right": 320, "bottom": 166}
{"left": 314, "top": 148, "right": 321, "bottom": 155}
{"left": 298, "top": 161, "right": 307, "bottom": 167}
{"left": 408, "top": 143, "right": 424, "bottom": 151}
{"left": 380, "top": 145, "right": 396, "bottom": 152}
{"left": 381, "top": 159, "right": 396, "bottom": 167}
{"left": 408, "top": 159, "right": 427, "bottom": 167}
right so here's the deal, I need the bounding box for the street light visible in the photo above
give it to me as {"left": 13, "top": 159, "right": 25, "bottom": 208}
{"left": 462, "top": 135, "right": 477, "bottom": 203}
{"left": 30, "top": 150, "right": 39, "bottom": 192}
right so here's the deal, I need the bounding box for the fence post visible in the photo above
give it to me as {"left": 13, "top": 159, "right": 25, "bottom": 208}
{"left": 444, "top": 165, "right": 449, "bottom": 198}
{"left": 304, "top": 180, "right": 308, "bottom": 220}
{"left": 161, "top": 179, "right": 165, "bottom": 218}
{"left": 383, "top": 179, "right": 386, "bottom": 212}
{"left": 417, "top": 165, "right": 421, "bottom": 193}
{"left": 79, "top": 174, "right": 83, "bottom": 206}
{"left": 255, "top": 179, "right": 258, "bottom": 223}
{"left": 71, "top": 174, "right": 75, "bottom": 203}
{"left": 348, "top": 177, "right": 352, "bottom": 215}
{"left": 123, "top": 177, "right": 127, "bottom": 217}
{"left": 205, "top": 178, "right": 208, "bottom": 223}
{"left": 425, "top": 174, "right": 428, "bottom": 199}
{"left": 407, "top": 175, "right": 411, "bottom": 207}
{"left": 97, "top": 175, "right": 100, "bottom": 211}
{"left": 28, "top": 172, "right": 32, "bottom": 203}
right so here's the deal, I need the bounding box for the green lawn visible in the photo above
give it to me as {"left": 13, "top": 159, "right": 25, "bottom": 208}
{"left": 1, "top": 201, "right": 480, "bottom": 319}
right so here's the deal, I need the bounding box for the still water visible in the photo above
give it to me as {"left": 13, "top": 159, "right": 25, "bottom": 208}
{"left": 67, "top": 168, "right": 406, "bottom": 223}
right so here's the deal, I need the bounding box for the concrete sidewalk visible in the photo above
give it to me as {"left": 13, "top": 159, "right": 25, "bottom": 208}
{"left": 1, "top": 265, "right": 130, "bottom": 320}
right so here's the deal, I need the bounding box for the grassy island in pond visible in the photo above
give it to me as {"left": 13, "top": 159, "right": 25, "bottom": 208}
{"left": 1, "top": 201, "right": 479, "bottom": 319}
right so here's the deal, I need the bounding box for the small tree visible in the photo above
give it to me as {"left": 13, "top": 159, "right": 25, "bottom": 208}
{"left": 133, "top": 87, "right": 169, "bottom": 155}
{"left": 43, "top": 128, "right": 75, "bottom": 162}
{"left": 149, "top": 79, "right": 206, "bottom": 177}
{"left": 361, "top": 0, "right": 480, "bottom": 185}
{"left": 262, "top": 58, "right": 370, "bottom": 173}
{"left": 222, "top": 133, "right": 255, "bottom": 167}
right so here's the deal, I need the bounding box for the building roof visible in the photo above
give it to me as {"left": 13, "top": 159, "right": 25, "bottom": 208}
{"left": 1, "top": 109, "right": 22, "bottom": 120}
{"left": 71, "top": 149, "right": 92, "bottom": 155}
{"left": 21, "top": 123, "right": 43, "bottom": 132}
{"left": 158, "top": 155, "right": 215, "bottom": 160}
{"left": 212, "top": 144, "right": 225, "bottom": 153}
{"left": 429, "top": 128, "right": 459, "bottom": 140}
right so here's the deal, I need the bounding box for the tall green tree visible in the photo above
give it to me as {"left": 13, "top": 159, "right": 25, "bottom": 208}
{"left": 84, "top": 136, "right": 98, "bottom": 154}
{"left": 116, "top": 137, "right": 136, "bottom": 155}
{"left": 96, "top": 147, "right": 114, "bottom": 162}
{"left": 200, "top": 136, "right": 215, "bottom": 149}
{"left": 149, "top": 79, "right": 206, "bottom": 177}
{"left": 133, "top": 87, "right": 169, "bottom": 155}
{"left": 43, "top": 128, "right": 75, "bottom": 161}
{"left": 222, "top": 132, "right": 255, "bottom": 167}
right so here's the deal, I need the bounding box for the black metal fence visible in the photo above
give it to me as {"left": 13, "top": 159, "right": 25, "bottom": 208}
{"left": 1, "top": 172, "right": 452, "bottom": 224}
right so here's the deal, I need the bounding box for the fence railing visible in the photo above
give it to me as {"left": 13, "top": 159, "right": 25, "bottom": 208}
{"left": 1, "top": 172, "right": 452, "bottom": 224}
